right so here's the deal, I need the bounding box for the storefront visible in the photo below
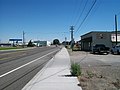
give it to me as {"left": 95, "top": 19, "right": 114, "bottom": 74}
{"left": 81, "top": 31, "right": 120, "bottom": 51}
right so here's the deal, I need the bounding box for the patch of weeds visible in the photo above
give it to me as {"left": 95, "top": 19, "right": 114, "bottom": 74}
{"left": 86, "top": 70, "right": 94, "bottom": 78}
{"left": 70, "top": 63, "right": 81, "bottom": 76}
{"left": 96, "top": 74, "right": 105, "bottom": 79}
{"left": 112, "top": 79, "right": 120, "bottom": 89}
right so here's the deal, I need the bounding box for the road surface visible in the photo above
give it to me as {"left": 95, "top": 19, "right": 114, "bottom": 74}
{"left": 0, "top": 46, "right": 60, "bottom": 90}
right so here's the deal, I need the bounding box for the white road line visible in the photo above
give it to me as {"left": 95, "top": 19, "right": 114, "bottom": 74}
{"left": 0, "top": 50, "right": 58, "bottom": 78}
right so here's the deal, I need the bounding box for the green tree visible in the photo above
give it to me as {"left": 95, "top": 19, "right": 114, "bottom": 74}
{"left": 53, "top": 39, "right": 60, "bottom": 45}
{"left": 27, "top": 40, "right": 35, "bottom": 47}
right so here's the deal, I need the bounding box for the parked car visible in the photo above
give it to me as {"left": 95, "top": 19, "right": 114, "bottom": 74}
{"left": 92, "top": 44, "right": 110, "bottom": 54}
{"left": 111, "top": 45, "right": 120, "bottom": 54}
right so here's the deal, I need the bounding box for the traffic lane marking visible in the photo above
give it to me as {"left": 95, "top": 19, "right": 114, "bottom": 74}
{"left": 0, "top": 49, "right": 59, "bottom": 78}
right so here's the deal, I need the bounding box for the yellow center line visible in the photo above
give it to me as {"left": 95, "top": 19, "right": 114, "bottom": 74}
{"left": 0, "top": 51, "right": 26, "bottom": 56}
{"left": 0, "top": 57, "right": 13, "bottom": 60}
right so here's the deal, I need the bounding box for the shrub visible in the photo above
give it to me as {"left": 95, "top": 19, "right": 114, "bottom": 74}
{"left": 27, "top": 40, "right": 35, "bottom": 47}
{"left": 70, "top": 63, "right": 81, "bottom": 76}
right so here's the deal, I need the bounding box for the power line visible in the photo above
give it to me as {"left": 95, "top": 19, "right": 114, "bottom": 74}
{"left": 27, "top": 31, "right": 69, "bottom": 34}
{"left": 75, "top": 0, "right": 97, "bottom": 33}
{"left": 72, "top": 0, "right": 84, "bottom": 25}
{"left": 74, "top": 0, "right": 88, "bottom": 26}
{"left": 75, "top": 0, "right": 97, "bottom": 34}
{"left": 117, "top": 11, "right": 120, "bottom": 15}
{"left": 70, "top": 0, "right": 80, "bottom": 25}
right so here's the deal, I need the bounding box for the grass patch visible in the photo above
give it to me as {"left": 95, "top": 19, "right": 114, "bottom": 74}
{"left": 0, "top": 47, "right": 21, "bottom": 50}
{"left": 86, "top": 70, "right": 95, "bottom": 78}
{"left": 70, "top": 63, "right": 82, "bottom": 76}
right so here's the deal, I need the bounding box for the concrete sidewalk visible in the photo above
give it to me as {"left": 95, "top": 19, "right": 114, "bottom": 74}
{"left": 22, "top": 47, "right": 82, "bottom": 90}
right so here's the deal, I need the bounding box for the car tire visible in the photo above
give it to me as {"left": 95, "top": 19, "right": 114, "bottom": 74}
{"left": 117, "top": 50, "right": 120, "bottom": 55}
{"left": 111, "top": 50, "right": 114, "bottom": 54}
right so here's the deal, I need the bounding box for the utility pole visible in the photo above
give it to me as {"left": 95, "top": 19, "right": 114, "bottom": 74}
{"left": 70, "top": 26, "right": 74, "bottom": 41}
{"left": 115, "top": 15, "right": 118, "bottom": 45}
{"left": 70, "top": 26, "right": 74, "bottom": 49}
{"left": 23, "top": 31, "right": 25, "bottom": 48}
{"left": 65, "top": 37, "right": 67, "bottom": 46}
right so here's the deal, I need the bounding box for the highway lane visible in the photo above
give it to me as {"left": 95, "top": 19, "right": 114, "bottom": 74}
{"left": 0, "top": 47, "right": 56, "bottom": 64}
{"left": 0, "top": 46, "right": 61, "bottom": 90}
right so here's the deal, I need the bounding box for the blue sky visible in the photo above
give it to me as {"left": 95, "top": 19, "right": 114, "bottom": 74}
{"left": 0, "top": 0, "right": 120, "bottom": 43}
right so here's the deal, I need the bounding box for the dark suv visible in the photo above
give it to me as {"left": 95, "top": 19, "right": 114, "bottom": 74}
{"left": 92, "top": 44, "right": 110, "bottom": 54}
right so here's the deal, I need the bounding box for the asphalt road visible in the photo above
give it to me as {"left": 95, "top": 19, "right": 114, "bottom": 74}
{"left": 0, "top": 46, "right": 61, "bottom": 90}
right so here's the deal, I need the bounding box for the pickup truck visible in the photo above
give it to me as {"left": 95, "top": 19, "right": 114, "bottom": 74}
{"left": 92, "top": 44, "right": 110, "bottom": 54}
{"left": 111, "top": 45, "right": 120, "bottom": 54}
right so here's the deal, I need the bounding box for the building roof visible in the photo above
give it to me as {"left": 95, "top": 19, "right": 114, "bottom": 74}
{"left": 81, "top": 31, "right": 120, "bottom": 37}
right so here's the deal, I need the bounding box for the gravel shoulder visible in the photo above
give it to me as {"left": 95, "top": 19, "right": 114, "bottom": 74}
{"left": 68, "top": 49, "right": 120, "bottom": 90}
